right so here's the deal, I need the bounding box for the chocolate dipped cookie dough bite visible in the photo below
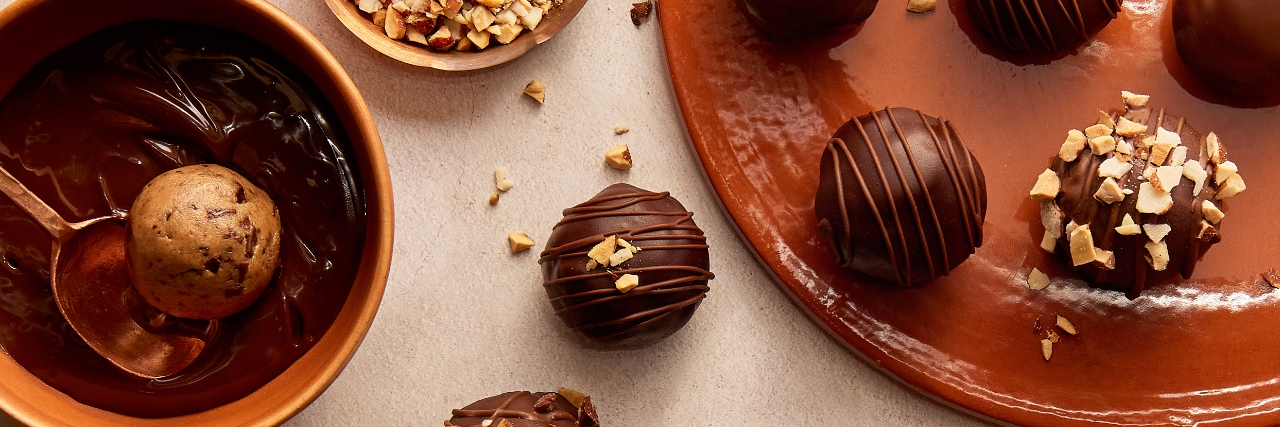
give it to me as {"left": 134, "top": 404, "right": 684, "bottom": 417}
{"left": 538, "top": 183, "right": 712, "bottom": 349}
{"left": 736, "top": 0, "right": 880, "bottom": 39}
{"left": 966, "top": 0, "right": 1123, "bottom": 58}
{"left": 815, "top": 107, "right": 988, "bottom": 286}
{"left": 445, "top": 389, "right": 599, "bottom": 427}
{"left": 1172, "top": 0, "right": 1280, "bottom": 105}
{"left": 1029, "top": 92, "right": 1245, "bottom": 297}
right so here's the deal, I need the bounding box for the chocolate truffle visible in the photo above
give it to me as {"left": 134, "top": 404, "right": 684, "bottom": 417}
{"left": 539, "top": 183, "right": 712, "bottom": 349}
{"left": 446, "top": 390, "right": 599, "bottom": 427}
{"left": 127, "top": 164, "right": 282, "bottom": 319}
{"left": 1173, "top": 0, "right": 1280, "bottom": 101}
{"left": 967, "top": 0, "right": 1123, "bottom": 56}
{"left": 736, "top": 0, "right": 880, "bottom": 39}
{"left": 1030, "top": 93, "right": 1246, "bottom": 296}
{"left": 814, "top": 107, "right": 987, "bottom": 286}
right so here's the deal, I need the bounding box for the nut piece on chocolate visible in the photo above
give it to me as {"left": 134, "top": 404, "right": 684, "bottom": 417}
{"left": 126, "top": 164, "right": 282, "bottom": 319}
{"left": 539, "top": 183, "right": 712, "bottom": 349}
{"left": 966, "top": 0, "right": 1123, "bottom": 56}
{"left": 1029, "top": 92, "right": 1245, "bottom": 297}
{"left": 815, "top": 107, "right": 988, "bottom": 286}
{"left": 446, "top": 390, "right": 599, "bottom": 427}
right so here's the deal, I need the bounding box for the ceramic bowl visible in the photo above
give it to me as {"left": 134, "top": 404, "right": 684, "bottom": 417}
{"left": 324, "top": 0, "right": 588, "bottom": 70}
{"left": 0, "top": 0, "right": 393, "bottom": 425}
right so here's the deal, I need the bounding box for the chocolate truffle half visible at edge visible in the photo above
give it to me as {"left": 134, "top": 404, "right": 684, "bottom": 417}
{"left": 1173, "top": 0, "right": 1280, "bottom": 101}
{"left": 539, "top": 183, "right": 712, "bottom": 349}
{"left": 967, "top": 0, "right": 1123, "bottom": 56}
{"left": 815, "top": 107, "right": 987, "bottom": 286}
{"left": 736, "top": 0, "right": 880, "bottom": 39}
{"left": 1029, "top": 92, "right": 1247, "bottom": 297}
{"left": 445, "top": 390, "right": 599, "bottom": 427}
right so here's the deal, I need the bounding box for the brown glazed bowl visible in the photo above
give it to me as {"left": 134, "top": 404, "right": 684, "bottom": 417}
{"left": 0, "top": 0, "right": 393, "bottom": 425}
{"left": 324, "top": 0, "right": 588, "bottom": 70}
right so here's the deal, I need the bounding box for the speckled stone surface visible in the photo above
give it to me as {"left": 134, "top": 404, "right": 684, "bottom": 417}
{"left": 0, "top": 0, "right": 987, "bottom": 425}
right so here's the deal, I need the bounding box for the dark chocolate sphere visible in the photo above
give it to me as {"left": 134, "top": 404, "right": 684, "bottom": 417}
{"left": 446, "top": 391, "right": 599, "bottom": 427}
{"left": 815, "top": 107, "right": 987, "bottom": 286}
{"left": 736, "top": 0, "right": 880, "bottom": 39}
{"left": 1173, "top": 0, "right": 1280, "bottom": 101}
{"left": 539, "top": 183, "right": 712, "bottom": 349}
{"left": 967, "top": 0, "right": 1123, "bottom": 56}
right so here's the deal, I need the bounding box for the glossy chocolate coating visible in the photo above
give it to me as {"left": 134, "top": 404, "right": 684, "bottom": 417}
{"left": 539, "top": 183, "right": 712, "bottom": 349}
{"left": 815, "top": 107, "right": 987, "bottom": 286}
{"left": 446, "top": 391, "right": 599, "bottom": 427}
{"left": 1173, "top": 0, "right": 1280, "bottom": 101}
{"left": 1046, "top": 107, "right": 1223, "bottom": 296}
{"left": 0, "top": 22, "right": 365, "bottom": 417}
{"left": 967, "top": 0, "right": 1122, "bottom": 56}
{"left": 736, "top": 0, "right": 880, "bottom": 39}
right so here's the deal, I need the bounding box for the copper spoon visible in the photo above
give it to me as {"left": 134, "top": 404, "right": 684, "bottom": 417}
{"left": 0, "top": 166, "right": 204, "bottom": 378}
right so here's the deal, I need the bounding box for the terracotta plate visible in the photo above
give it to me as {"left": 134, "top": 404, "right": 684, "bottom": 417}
{"left": 660, "top": 0, "right": 1280, "bottom": 425}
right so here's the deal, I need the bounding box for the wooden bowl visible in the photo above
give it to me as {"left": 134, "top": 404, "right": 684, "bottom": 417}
{"left": 0, "top": 0, "right": 393, "bottom": 425}
{"left": 324, "top": 0, "right": 588, "bottom": 70}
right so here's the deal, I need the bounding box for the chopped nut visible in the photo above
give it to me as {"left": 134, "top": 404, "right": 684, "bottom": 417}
{"left": 372, "top": 9, "right": 388, "bottom": 26}
{"left": 427, "top": 25, "right": 456, "bottom": 50}
{"left": 1143, "top": 223, "right": 1172, "bottom": 243}
{"left": 1097, "top": 157, "right": 1133, "bottom": 179}
{"left": 1182, "top": 160, "right": 1207, "bottom": 196}
{"left": 588, "top": 235, "right": 618, "bottom": 266}
{"left": 1116, "top": 139, "right": 1134, "bottom": 156}
{"left": 494, "top": 167, "right": 515, "bottom": 192}
{"left": 1040, "top": 338, "right": 1053, "bottom": 361}
{"left": 467, "top": 28, "right": 492, "bottom": 49}
{"left": 1156, "top": 127, "right": 1182, "bottom": 147}
{"left": 359, "top": 0, "right": 385, "bottom": 13}
{"left": 605, "top": 144, "right": 633, "bottom": 170}
{"left": 630, "top": 0, "right": 653, "bottom": 25}
{"left": 1145, "top": 240, "right": 1170, "bottom": 271}
{"left": 406, "top": 26, "right": 429, "bottom": 44}
{"left": 1202, "top": 200, "right": 1225, "bottom": 224}
{"left": 614, "top": 124, "right": 630, "bottom": 135}
{"left": 495, "top": 9, "right": 519, "bottom": 26}
{"left": 1040, "top": 202, "right": 1064, "bottom": 238}
{"left": 1084, "top": 124, "right": 1112, "bottom": 141}
{"left": 441, "top": 0, "right": 464, "bottom": 19}
{"left": 1149, "top": 141, "right": 1175, "bottom": 166}
{"left": 1065, "top": 220, "right": 1079, "bottom": 237}
{"left": 608, "top": 248, "right": 634, "bottom": 267}
{"left": 1059, "top": 129, "right": 1087, "bottom": 162}
{"left": 1142, "top": 164, "right": 1157, "bottom": 181}
{"left": 1206, "top": 132, "right": 1227, "bottom": 164}
{"left": 1121, "top": 90, "right": 1150, "bottom": 108}
{"left": 493, "top": 24, "right": 522, "bottom": 44}
{"left": 1115, "top": 117, "right": 1148, "bottom": 138}
{"left": 476, "top": 0, "right": 502, "bottom": 7}
{"left": 1028, "top": 268, "right": 1050, "bottom": 290}
{"left": 1198, "top": 220, "right": 1218, "bottom": 242}
{"left": 1115, "top": 214, "right": 1142, "bottom": 235}
{"left": 455, "top": 36, "right": 476, "bottom": 51}
{"left": 617, "top": 237, "right": 640, "bottom": 253}
{"left": 1030, "top": 169, "right": 1060, "bottom": 202}
{"left": 1214, "top": 160, "right": 1238, "bottom": 185}
{"left": 1094, "top": 177, "right": 1125, "bottom": 204}
{"left": 1264, "top": 269, "right": 1280, "bottom": 288}
{"left": 1088, "top": 135, "right": 1116, "bottom": 155}
{"left": 615, "top": 274, "right": 640, "bottom": 293}
{"left": 1093, "top": 248, "right": 1115, "bottom": 269}
{"left": 906, "top": 0, "right": 936, "bottom": 12}
{"left": 1040, "top": 229, "right": 1057, "bottom": 253}
{"left": 1151, "top": 165, "right": 1184, "bottom": 193}
{"left": 385, "top": 7, "right": 408, "bottom": 39}
{"left": 1055, "top": 314, "right": 1078, "bottom": 335}
{"left": 1169, "top": 146, "right": 1189, "bottom": 168}
{"left": 507, "top": 232, "right": 535, "bottom": 253}
{"left": 557, "top": 388, "right": 586, "bottom": 408}
{"left": 585, "top": 259, "right": 598, "bottom": 271}
{"left": 1136, "top": 182, "right": 1173, "bottom": 214}
{"left": 1096, "top": 110, "right": 1116, "bottom": 129}
{"left": 488, "top": 193, "right": 499, "bottom": 205}
{"left": 1216, "top": 173, "right": 1246, "bottom": 200}
{"left": 523, "top": 79, "right": 546, "bottom": 104}
{"left": 520, "top": 7, "right": 544, "bottom": 30}
{"left": 1048, "top": 329, "right": 1061, "bottom": 343}
{"left": 1069, "top": 224, "right": 1097, "bottom": 266}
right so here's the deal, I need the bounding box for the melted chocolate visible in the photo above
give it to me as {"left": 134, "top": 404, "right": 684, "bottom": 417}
{"left": 735, "top": 0, "right": 880, "bottom": 39}
{"left": 1173, "top": 0, "right": 1280, "bottom": 103}
{"left": 0, "top": 22, "right": 365, "bottom": 417}
{"left": 814, "top": 107, "right": 987, "bottom": 286}
{"left": 538, "top": 183, "right": 712, "bottom": 349}
{"left": 1045, "top": 106, "right": 1227, "bottom": 296}
{"left": 966, "top": 0, "right": 1122, "bottom": 57}
{"left": 446, "top": 391, "right": 599, "bottom": 427}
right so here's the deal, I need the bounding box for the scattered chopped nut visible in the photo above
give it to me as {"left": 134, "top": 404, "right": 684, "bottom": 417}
{"left": 1040, "top": 202, "right": 1064, "bottom": 238}
{"left": 1116, "top": 139, "right": 1134, "bottom": 156}
{"left": 1040, "top": 338, "right": 1053, "bottom": 361}
{"left": 1206, "top": 132, "right": 1227, "bottom": 164}
{"left": 617, "top": 237, "right": 640, "bottom": 253}
{"left": 1115, "top": 214, "right": 1141, "bottom": 236}
{"left": 1121, "top": 90, "right": 1150, "bottom": 108}
{"left": 1097, "top": 157, "right": 1133, "bottom": 179}
{"left": 1216, "top": 173, "right": 1246, "bottom": 200}
{"left": 588, "top": 235, "right": 618, "bottom": 266}
{"left": 494, "top": 167, "right": 515, "bottom": 192}
{"left": 1065, "top": 220, "right": 1079, "bottom": 237}
{"left": 615, "top": 273, "right": 640, "bottom": 293}
{"left": 1169, "top": 146, "right": 1189, "bottom": 168}
{"left": 1096, "top": 110, "right": 1116, "bottom": 129}
{"left": 1093, "top": 248, "right": 1115, "bottom": 269}
{"left": 1198, "top": 220, "right": 1218, "bottom": 242}
{"left": 1151, "top": 165, "right": 1184, "bottom": 193}
{"left": 1088, "top": 135, "right": 1117, "bottom": 155}
{"left": 1143, "top": 223, "right": 1172, "bottom": 243}
{"left": 1145, "top": 240, "right": 1170, "bottom": 271}
{"left": 605, "top": 144, "right": 633, "bottom": 170}
{"left": 1094, "top": 177, "right": 1125, "bottom": 204}
{"left": 1214, "top": 160, "right": 1238, "bottom": 185}
{"left": 906, "top": 0, "right": 936, "bottom": 12}
{"left": 1136, "top": 182, "right": 1173, "bottom": 214}
{"left": 608, "top": 248, "right": 634, "bottom": 267}
{"left": 524, "top": 79, "right": 546, "bottom": 103}
{"left": 1115, "top": 117, "right": 1148, "bottom": 138}
{"left": 1069, "top": 224, "right": 1097, "bottom": 266}
{"left": 1202, "top": 200, "right": 1225, "bottom": 224}
{"left": 1028, "top": 268, "right": 1050, "bottom": 290}
{"left": 1156, "top": 127, "right": 1182, "bottom": 146}
{"left": 557, "top": 388, "right": 587, "bottom": 409}
{"left": 614, "top": 124, "right": 630, "bottom": 135}
{"left": 356, "top": 0, "right": 555, "bottom": 51}
{"left": 585, "top": 259, "right": 598, "bottom": 271}
{"left": 1264, "top": 269, "right": 1280, "bottom": 289}
{"left": 1084, "top": 124, "right": 1112, "bottom": 140}
{"left": 488, "top": 193, "right": 500, "bottom": 205}
{"left": 630, "top": 0, "right": 652, "bottom": 25}
{"left": 1182, "top": 160, "right": 1207, "bottom": 196}
{"left": 372, "top": 9, "right": 388, "bottom": 26}
{"left": 1055, "top": 314, "right": 1078, "bottom": 335}
{"left": 1030, "top": 169, "right": 1061, "bottom": 202}
{"left": 1040, "top": 229, "right": 1057, "bottom": 253}
{"left": 1047, "top": 329, "right": 1061, "bottom": 344}
{"left": 508, "top": 232, "right": 535, "bottom": 253}
{"left": 1149, "top": 141, "right": 1175, "bottom": 166}
{"left": 1059, "top": 130, "right": 1087, "bottom": 162}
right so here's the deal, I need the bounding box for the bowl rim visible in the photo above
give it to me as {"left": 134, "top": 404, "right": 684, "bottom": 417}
{"left": 0, "top": 0, "right": 394, "bottom": 425}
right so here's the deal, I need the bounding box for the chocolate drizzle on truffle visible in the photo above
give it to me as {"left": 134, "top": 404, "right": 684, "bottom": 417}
{"left": 815, "top": 107, "right": 987, "bottom": 286}
{"left": 967, "top": 0, "right": 1122, "bottom": 56}
{"left": 539, "top": 183, "right": 712, "bottom": 349}
{"left": 446, "top": 391, "right": 599, "bottom": 427}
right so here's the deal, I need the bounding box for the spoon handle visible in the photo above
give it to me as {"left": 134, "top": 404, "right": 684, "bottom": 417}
{"left": 0, "top": 164, "right": 73, "bottom": 240}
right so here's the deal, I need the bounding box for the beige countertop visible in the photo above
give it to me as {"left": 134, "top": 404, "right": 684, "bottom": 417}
{"left": 0, "top": 0, "right": 989, "bottom": 425}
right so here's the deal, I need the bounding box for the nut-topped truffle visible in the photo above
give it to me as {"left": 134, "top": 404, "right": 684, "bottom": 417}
{"left": 1031, "top": 92, "right": 1245, "bottom": 296}
{"left": 815, "top": 107, "right": 988, "bottom": 286}
{"left": 126, "top": 164, "right": 282, "bottom": 319}
{"left": 967, "top": 0, "right": 1123, "bottom": 56}
{"left": 539, "top": 183, "right": 712, "bottom": 349}
{"left": 446, "top": 390, "right": 599, "bottom": 427}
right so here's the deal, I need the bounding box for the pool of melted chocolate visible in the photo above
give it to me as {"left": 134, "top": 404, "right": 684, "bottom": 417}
{"left": 0, "top": 21, "right": 366, "bottom": 417}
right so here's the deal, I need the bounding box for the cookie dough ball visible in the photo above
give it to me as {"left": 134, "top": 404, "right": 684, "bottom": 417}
{"left": 127, "top": 164, "right": 282, "bottom": 319}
